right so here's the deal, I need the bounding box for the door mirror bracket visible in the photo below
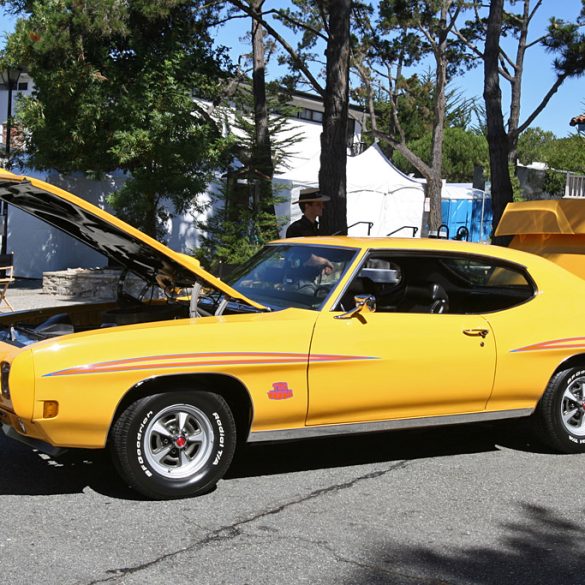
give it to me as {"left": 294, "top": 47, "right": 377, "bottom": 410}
{"left": 335, "top": 294, "right": 376, "bottom": 320}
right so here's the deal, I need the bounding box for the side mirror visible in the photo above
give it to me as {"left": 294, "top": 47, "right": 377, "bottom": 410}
{"left": 335, "top": 294, "right": 376, "bottom": 320}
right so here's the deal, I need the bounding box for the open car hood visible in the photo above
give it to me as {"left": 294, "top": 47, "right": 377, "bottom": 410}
{"left": 0, "top": 170, "right": 266, "bottom": 310}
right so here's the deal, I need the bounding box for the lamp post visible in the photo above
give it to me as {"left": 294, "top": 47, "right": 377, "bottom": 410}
{"left": 1, "top": 66, "right": 22, "bottom": 158}
{"left": 0, "top": 66, "right": 22, "bottom": 255}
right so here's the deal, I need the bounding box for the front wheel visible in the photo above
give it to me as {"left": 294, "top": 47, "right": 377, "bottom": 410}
{"left": 110, "top": 390, "right": 236, "bottom": 499}
{"left": 536, "top": 368, "right": 585, "bottom": 453}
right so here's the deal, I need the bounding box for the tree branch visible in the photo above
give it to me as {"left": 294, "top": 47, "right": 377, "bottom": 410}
{"left": 418, "top": 23, "right": 437, "bottom": 52}
{"left": 514, "top": 73, "right": 568, "bottom": 136}
{"left": 498, "top": 60, "right": 514, "bottom": 82}
{"left": 226, "top": 0, "right": 324, "bottom": 96}
{"left": 528, "top": 0, "right": 543, "bottom": 25}
{"left": 264, "top": 8, "right": 328, "bottom": 42}
{"left": 446, "top": 3, "right": 462, "bottom": 34}
{"left": 315, "top": 0, "right": 329, "bottom": 36}
{"left": 371, "top": 129, "right": 431, "bottom": 178}
{"left": 451, "top": 26, "right": 484, "bottom": 59}
{"left": 525, "top": 34, "right": 547, "bottom": 50}
{"left": 498, "top": 46, "right": 517, "bottom": 72}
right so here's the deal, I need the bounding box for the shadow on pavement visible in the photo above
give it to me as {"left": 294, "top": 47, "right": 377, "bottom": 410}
{"left": 341, "top": 502, "right": 585, "bottom": 585}
{"left": 226, "top": 419, "right": 553, "bottom": 480}
{"left": 0, "top": 434, "right": 139, "bottom": 500}
{"left": 0, "top": 419, "right": 555, "bottom": 500}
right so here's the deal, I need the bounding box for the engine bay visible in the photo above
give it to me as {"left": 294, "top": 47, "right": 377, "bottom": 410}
{"left": 0, "top": 269, "right": 195, "bottom": 347}
{"left": 0, "top": 299, "right": 191, "bottom": 347}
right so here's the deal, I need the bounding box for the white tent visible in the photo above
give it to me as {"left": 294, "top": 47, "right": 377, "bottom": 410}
{"left": 275, "top": 143, "right": 425, "bottom": 237}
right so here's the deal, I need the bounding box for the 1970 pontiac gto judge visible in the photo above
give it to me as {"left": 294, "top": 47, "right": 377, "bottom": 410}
{"left": 1, "top": 170, "right": 585, "bottom": 499}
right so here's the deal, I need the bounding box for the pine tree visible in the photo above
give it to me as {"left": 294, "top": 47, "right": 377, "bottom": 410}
{"left": 1, "top": 0, "right": 231, "bottom": 238}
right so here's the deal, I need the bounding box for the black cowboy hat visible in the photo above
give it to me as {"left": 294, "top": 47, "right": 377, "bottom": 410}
{"left": 294, "top": 187, "right": 331, "bottom": 204}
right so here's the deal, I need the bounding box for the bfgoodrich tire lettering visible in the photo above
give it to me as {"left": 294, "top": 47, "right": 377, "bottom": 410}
{"left": 537, "top": 368, "right": 585, "bottom": 454}
{"left": 110, "top": 390, "right": 236, "bottom": 499}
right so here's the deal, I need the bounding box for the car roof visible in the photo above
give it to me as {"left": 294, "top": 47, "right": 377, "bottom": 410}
{"left": 274, "top": 236, "right": 540, "bottom": 264}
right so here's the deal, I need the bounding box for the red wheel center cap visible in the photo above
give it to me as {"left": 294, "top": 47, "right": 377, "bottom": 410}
{"left": 175, "top": 436, "right": 187, "bottom": 448}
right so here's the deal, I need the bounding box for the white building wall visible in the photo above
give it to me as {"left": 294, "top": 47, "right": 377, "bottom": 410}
{"left": 7, "top": 169, "right": 119, "bottom": 278}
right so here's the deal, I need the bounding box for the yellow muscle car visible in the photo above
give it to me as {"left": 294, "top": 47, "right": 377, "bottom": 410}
{"left": 1, "top": 171, "right": 585, "bottom": 500}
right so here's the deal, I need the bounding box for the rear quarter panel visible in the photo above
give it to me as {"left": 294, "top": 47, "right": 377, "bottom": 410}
{"left": 485, "top": 255, "right": 585, "bottom": 410}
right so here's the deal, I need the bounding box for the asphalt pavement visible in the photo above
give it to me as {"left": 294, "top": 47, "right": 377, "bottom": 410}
{"left": 1, "top": 420, "right": 584, "bottom": 585}
{"left": 0, "top": 281, "right": 584, "bottom": 584}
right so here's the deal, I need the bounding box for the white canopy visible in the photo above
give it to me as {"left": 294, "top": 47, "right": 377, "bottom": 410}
{"left": 276, "top": 144, "right": 425, "bottom": 237}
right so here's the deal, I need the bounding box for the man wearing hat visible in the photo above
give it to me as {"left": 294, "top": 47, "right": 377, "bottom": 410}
{"left": 285, "top": 187, "right": 330, "bottom": 238}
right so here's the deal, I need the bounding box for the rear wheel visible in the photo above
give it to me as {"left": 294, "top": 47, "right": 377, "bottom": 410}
{"left": 536, "top": 368, "right": 585, "bottom": 453}
{"left": 110, "top": 390, "right": 236, "bottom": 499}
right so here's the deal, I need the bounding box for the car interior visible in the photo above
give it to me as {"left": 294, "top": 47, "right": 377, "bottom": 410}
{"left": 336, "top": 252, "right": 535, "bottom": 315}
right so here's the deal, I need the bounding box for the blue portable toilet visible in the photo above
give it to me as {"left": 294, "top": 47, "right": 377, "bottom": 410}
{"left": 441, "top": 184, "right": 492, "bottom": 242}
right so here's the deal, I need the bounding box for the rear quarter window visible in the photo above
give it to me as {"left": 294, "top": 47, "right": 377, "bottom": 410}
{"left": 439, "top": 256, "right": 534, "bottom": 313}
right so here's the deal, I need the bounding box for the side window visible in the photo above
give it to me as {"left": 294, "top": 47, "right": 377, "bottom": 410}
{"left": 439, "top": 257, "right": 534, "bottom": 313}
{"left": 336, "top": 256, "right": 403, "bottom": 312}
{"left": 336, "top": 252, "right": 534, "bottom": 315}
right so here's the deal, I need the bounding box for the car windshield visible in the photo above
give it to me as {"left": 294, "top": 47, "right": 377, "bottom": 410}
{"left": 225, "top": 244, "right": 359, "bottom": 310}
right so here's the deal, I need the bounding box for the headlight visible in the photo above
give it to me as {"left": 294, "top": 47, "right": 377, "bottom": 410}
{"left": 1, "top": 361, "right": 10, "bottom": 399}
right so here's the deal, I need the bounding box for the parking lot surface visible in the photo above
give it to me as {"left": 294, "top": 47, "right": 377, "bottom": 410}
{"left": 1, "top": 416, "right": 584, "bottom": 584}
{"left": 0, "top": 284, "right": 584, "bottom": 585}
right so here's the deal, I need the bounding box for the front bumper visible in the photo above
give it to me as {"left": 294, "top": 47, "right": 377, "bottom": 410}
{"left": 0, "top": 403, "right": 67, "bottom": 456}
{"left": 0, "top": 417, "right": 68, "bottom": 457}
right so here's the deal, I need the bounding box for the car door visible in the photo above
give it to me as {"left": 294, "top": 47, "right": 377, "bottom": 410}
{"left": 307, "top": 311, "right": 495, "bottom": 426}
{"left": 306, "top": 252, "right": 505, "bottom": 426}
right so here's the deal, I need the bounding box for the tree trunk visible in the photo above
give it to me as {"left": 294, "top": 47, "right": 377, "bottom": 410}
{"left": 318, "top": 0, "right": 351, "bottom": 235}
{"left": 507, "top": 0, "right": 530, "bottom": 164}
{"left": 145, "top": 189, "right": 158, "bottom": 239}
{"left": 484, "top": 0, "right": 513, "bottom": 245}
{"left": 427, "top": 14, "right": 448, "bottom": 233}
{"left": 250, "top": 0, "right": 277, "bottom": 240}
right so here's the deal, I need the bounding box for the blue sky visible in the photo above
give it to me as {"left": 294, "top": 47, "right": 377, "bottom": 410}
{"left": 1, "top": 1, "right": 583, "bottom": 137}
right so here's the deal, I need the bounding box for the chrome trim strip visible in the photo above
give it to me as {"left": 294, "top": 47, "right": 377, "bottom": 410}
{"left": 247, "top": 408, "right": 534, "bottom": 443}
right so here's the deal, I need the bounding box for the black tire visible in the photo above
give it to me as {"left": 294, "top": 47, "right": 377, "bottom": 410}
{"left": 536, "top": 368, "right": 585, "bottom": 454}
{"left": 110, "top": 390, "right": 236, "bottom": 499}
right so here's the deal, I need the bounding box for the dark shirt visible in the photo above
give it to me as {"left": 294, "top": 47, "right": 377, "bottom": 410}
{"left": 285, "top": 215, "right": 319, "bottom": 238}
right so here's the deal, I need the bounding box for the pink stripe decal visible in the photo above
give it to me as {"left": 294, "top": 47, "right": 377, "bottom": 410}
{"left": 511, "top": 337, "right": 585, "bottom": 353}
{"left": 43, "top": 351, "right": 377, "bottom": 377}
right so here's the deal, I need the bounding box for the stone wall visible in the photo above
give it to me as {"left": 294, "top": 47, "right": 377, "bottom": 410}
{"left": 42, "top": 268, "right": 122, "bottom": 299}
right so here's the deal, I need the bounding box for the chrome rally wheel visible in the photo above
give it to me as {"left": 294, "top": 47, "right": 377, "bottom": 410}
{"left": 144, "top": 404, "right": 215, "bottom": 479}
{"left": 560, "top": 376, "right": 585, "bottom": 437}
{"left": 537, "top": 368, "right": 585, "bottom": 454}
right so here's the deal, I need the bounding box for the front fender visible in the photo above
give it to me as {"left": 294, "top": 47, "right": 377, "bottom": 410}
{"left": 26, "top": 311, "right": 314, "bottom": 448}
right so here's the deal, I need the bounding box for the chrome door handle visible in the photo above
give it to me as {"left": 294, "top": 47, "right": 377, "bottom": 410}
{"left": 463, "top": 328, "right": 489, "bottom": 338}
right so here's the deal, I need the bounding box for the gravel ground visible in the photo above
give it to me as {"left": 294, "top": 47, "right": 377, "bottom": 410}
{"left": 2, "top": 278, "right": 97, "bottom": 312}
